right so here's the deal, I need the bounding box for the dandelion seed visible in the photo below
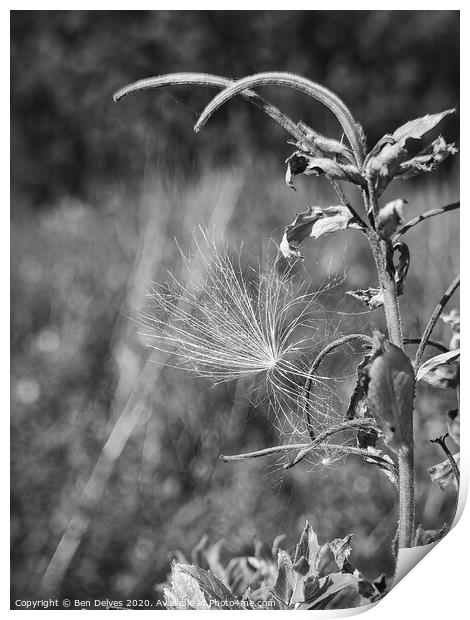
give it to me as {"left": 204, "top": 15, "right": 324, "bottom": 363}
{"left": 139, "top": 233, "right": 338, "bottom": 438}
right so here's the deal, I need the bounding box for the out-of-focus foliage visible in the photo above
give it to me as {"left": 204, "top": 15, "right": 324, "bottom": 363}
{"left": 11, "top": 9, "right": 459, "bottom": 608}
{"left": 161, "top": 522, "right": 385, "bottom": 610}
{"left": 11, "top": 10, "right": 459, "bottom": 205}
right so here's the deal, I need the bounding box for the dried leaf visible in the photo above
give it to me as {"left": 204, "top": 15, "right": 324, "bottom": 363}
{"left": 416, "top": 349, "right": 460, "bottom": 388}
{"left": 285, "top": 151, "right": 364, "bottom": 189}
{"left": 362, "top": 448, "right": 397, "bottom": 486}
{"left": 280, "top": 205, "right": 360, "bottom": 259}
{"left": 346, "top": 288, "right": 384, "bottom": 310}
{"left": 366, "top": 109, "right": 455, "bottom": 193}
{"left": 329, "top": 534, "right": 353, "bottom": 570}
{"left": 347, "top": 245, "right": 409, "bottom": 306}
{"left": 366, "top": 333, "right": 415, "bottom": 453}
{"left": 428, "top": 453, "right": 460, "bottom": 490}
{"left": 394, "top": 241, "right": 410, "bottom": 295}
{"left": 376, "top": 199, "right": 406, "bottom": 240}
{"left": 296, "top": 122, "right": 356, "bottom": 164}
{"left": 399, "top": 136, "right": 457, "bottom": 178}
{"left": 345, "top": 355, "right": 371, "bottom": 421}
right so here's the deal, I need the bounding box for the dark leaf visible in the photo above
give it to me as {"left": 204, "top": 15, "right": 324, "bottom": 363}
{"left": 357, "top": 427, "right": 379, "bottom": 450}
{"left": 345, "top": 355, "right": 371, "bottom": 421}
{"left": 285, "top": 151, "right": 364, "bottom": 189}
{"left": 416, "top": 349, "right": 460, "bottom": 388}
{"left": 280, "top": 205, "right": 361, "bottom": 259}
{"left": 394, "top": 241, "right": 410, "bottom": 295}
{"left": 366, "top": 332, "right": 415, "bottom": 453}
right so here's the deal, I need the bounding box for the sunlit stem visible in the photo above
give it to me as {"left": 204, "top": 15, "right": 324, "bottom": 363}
{"left": 367, "top": 178, "right": 413, "bottom": 549}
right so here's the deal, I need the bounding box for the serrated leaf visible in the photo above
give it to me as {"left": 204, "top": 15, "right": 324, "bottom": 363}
{"left": 175, "top": 563, "right": 238, "bottom": 607}
{"left": 164, "top": 563, "right": 211, "bottom": 610}
{"left": 416, "top": 349, "right": 460, "bottom": 388}
{"left": 428, "top": 453, "right": 460, "bottom": 490}
{"left": 366, "top": 333, "right": 415, "bottom": 453}
{"left": 280, "top": 205, "right": 361, "bottom": 260}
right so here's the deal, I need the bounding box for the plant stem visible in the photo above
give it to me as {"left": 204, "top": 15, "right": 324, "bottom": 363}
{"left": 430, "top": 434, "right": 460, "bottom": 488}
{"left": 302, "top": 333, "right": 373, "bottom": 440}
{"left": 368, "top": 232, "right": 403, "bottom": 347}
{"left": 367, "top": 180, "right": 413, "bottom": 548}
{"left": 397, "top": 445, "right": 415, "bottom": 548}
{"left": 414, "top": 275, "right": 460, "bottom": 369}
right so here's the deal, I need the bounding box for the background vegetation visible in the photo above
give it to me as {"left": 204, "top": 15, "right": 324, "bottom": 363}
{"left": 11, "top": 10, "right": 459, "bottom": 605}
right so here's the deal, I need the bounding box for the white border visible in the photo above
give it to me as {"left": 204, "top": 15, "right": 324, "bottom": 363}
{"left": 6, "top": 4, "right": 466, "bottom": 618}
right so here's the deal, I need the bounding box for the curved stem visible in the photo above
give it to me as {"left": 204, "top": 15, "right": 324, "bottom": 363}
{"left": 328, "top": 178, "right": 369, "bottom": 230}
{"left": 430, "top": 434, "right": 460, "bottom": 488}
{"left": 113, "top": 72, "right": 308, "bottom": 147}
{"left": 284, "top": 418, "right": 379, "bottom": 469}
{"left": 394, "top": 202, "right": 460, "bottom": 241}
{"left": 220, "top": 443, "right": 307, "bottom": 462}
{"left": 414, "top": 275, "right": 460, "bottom": 369}
{"left": 301, "top": 334, "right": 373, "bottom": 440}
{"left": 403, "top": 338, "right": 449, "bottom": 354}
{"left": 220, "top": 421, "right": 379, "bottom": 465}
{"left": 193, "top": 72, "right": 366, "bottom": 166}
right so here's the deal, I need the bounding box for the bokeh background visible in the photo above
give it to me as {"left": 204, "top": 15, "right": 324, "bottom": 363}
{"left": 11, "top": 10, "right": 459, "bottom": 606}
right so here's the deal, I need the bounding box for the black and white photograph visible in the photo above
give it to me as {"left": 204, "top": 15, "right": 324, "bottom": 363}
{"left": 10, "top": 9, "right": 461, "bottom": 612}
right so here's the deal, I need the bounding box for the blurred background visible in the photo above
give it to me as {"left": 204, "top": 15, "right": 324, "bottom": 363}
{"left": 11, "top": 10, "right": 459, "bottom": 606}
